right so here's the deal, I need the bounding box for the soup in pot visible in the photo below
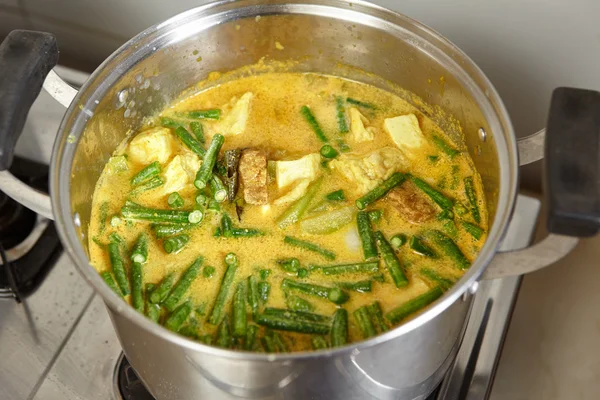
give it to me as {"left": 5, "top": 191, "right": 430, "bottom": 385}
{"left": 89, "top": 72, "right": 487, "bottom": 352}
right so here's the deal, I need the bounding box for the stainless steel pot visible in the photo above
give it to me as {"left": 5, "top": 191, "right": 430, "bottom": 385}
{"left": 0, "top": 1, "right": 597, "bottom": 399}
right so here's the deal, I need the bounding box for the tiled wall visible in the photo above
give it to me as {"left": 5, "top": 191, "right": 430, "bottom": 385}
{"left": 1, "top": 0, "right": 599, "bottom": 142}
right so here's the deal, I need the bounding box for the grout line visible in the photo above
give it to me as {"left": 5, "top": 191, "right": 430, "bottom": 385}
{"left": 26, "top": 293, "right": 96, "bottom": 400}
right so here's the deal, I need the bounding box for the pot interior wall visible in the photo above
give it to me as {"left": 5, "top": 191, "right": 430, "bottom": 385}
{"left": 66, "top": 1, "right": 502, "bottom": 256}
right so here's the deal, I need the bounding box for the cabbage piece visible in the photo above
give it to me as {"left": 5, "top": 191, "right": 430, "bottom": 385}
{"left": 384, "top": 113, "right": 427, "bottom": 157}
{"left": 349, "top": 107, "right": 375, "bottom": 143}
{"left": 127, "top": 127, "right": 174, "bottom": 164}
{"left": 275, "top": 153, "right": 320, "bottom": 189}
{"left": 300, "top": 206, "right": 355, "bottom": 234}
{"left": 273, "top": 180, "right": 311, "bottom": 205}
{"left": 329, "top": 147, "right": 407, "bottom": 195}
{"left": 161, "top": 152, "right": 201, "bottom": 194}
{"left": 217, "top": 92, "right": 253, "bottom": 136}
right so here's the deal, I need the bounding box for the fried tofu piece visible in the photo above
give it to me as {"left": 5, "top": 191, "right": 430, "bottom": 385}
{"left": 386, "top": 181, "right": 436, "bottom": 224}
{"left": 239, "top": 149, "right": 268, "bottom": 205}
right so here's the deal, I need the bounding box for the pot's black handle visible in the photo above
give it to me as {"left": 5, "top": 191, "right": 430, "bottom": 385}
{"left": 0, "top": 30, "right": 58, "bottom": 170}
{"left": 545, "top": 87, "right": 600, "bottom": 237}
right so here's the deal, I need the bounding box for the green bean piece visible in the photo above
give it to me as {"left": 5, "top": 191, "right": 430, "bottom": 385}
{"left": 99, "top": 202, "right": 109, "bottom": 233}
{"left": 247, "top": 276, "right": 260, "bottom": 316}
{"left": 174, "top": 126, "right": 206, "bottom": 157}
{"left": 386, "top": 287, "right": 444, "bottom": 324}
{"left": 131, "top": 262, "right": 144, "bottom": 313}
{"left": 297, "top": 268, "right": 309, "bottom": 278}
{"left": 110, "top": 215, "right": 122, "bottom": 228}
{"left": 189, "top": 121, "right": 205, "bottom": 143}
{"left": 263, "top": 308, "right": 331, "bottom": 323}
{"left": 146, "top": 283, "right": 156, "bottom": 294}
{"left": 178, "top": 319, "right": 200, "bottom": 339}
{"left": 355, "top": 172, "right": 406, "bottom": 210}
{"left": 334, "top": 95, "right": 349, "bottom": 133}
{"left": 146, "top": 303, "right": 161, "bottom": 323}
{"left": 300, "top": 105, "right": 328, "bottom": 142}
{"left": 159, "top": 117, "right": 182, "bottom": 129}
{"left": 124, "top": 200, "right": 143, "bottom": 209}
{"left": 432, "top": 135, "right": 460, "bottom": 158}
{"left": 224, "top": 149, "right": 241, "bottom": 202}
{"left": 419, "top": 268, "right": 456, "bottom": 291}
{"left": 203, "top": 266, "right": 216, "bottom": 278}
{"left": 314, "top": 261, "right": 379, "bottom": 276}
{"left": 109, "top": 232, "right": 125, "bottom": 245}
{"left": 372, "top": 273, "right": 385, "bottom": 283}
{"left": 425, "top": 230, "right": 471, "bottom": 269}
{"left": 354, "top": 306, "right": 377, "bottom": 339}
{"left": 198, "top": 334, "right": 214, "bottom": 345}
{"left": 101, "top": 271, "right": 123, "bottom": 297}
{"left": 326, "top": 189, "right": 345, "bottom": 201}
{"left": 277, "top": 258, "right": 301, "bottom": 274}
{"left": 232, "top": 281, "right": 248, "bottom": 337}
{"left": 210, "top": 175, "right": 228, "bottom": 203}
{"left": 428, "top": 155, "right": 439, "bottom": 163}
{"left": 230, "top": 228, "right": 264, "bottom": 238}
{"left": 244, "top": 325, "right": 259, "bottom": 351}
{"left": 186, "top": 109, "right": 221, "bottom": 120}
{"left": 262, "top": 333, "right": 277, "bottom": 353}
{"left": 151, "top": 223, "right": 190, "bottom": 239}
{"left": 283, "top": 236, "right": 336, "bottom": 260}
{"left": 258, "top": 282, "right": 270, "bottom": 302}
{"left": 164, "top": 301, "right": 192, "bottom": 331}
{"left": 320, "top": 144, "right": 339, "bottom": 159}
{"left": 286, "top": 295, "right": 314, "bottom": 312}
{"left": 453, "top": 202, "right": 468, "bottom": 216}
{"left": 163, "top": 234, "right": 190, "bottom": 254}
{"left": 163, "top": 257, "right": 203, "bottom": 312}
{"left": 346, "top": 97, "right": 376, "bottom": 109}
{"left": 357, "top": 211, "right": 378, "bottom": 260}
{"left": 221, "top": 213, "right": 234, "bottom": 237}
{"left": 374, "top": 232, "right": 409, "bottom": 288}
{"left": 276, "top": 177, "right": 323, "bottom": 229}
{"left": 367, "top": 302, "right": 389, "bottom": 333}
{"left": 130, "top": 233, "right": 149, "bottom": 264}
{"left": 167, "top": 192, "right": 185, "bottom": 209}
{"left": 282, "top": 278, "right": 349, "bottom": 304}
{"left": 410, "top": 176, "right": 454, "bottom": 210}
{"left": 335, "top": 280, "right": 372, "bottom": 293}
{"left": 390, "top": 234, "right": 407, "bottom": 249}
{"left": 195, "top": 193, "right": 208, "bottom": 208}
{"left": 131, "top": 176, "right": 164, "bottom": 195}
{"left": 208, "top": 253, "right": 238, "bottom": 325}
{"left": 450, "top": 165, "right": 460, "bottom": 190}
{"left": 149, "top": 273, "right": 175, "bottom": 304}
{"left": 312, "top": 336, "right": 329, "bottom": 350}
{"left": 131, "top": 161, "right": 161, "bottom": 186}
{"left": 194, "top": 133, "right": 225, "bottom": 189}
{"left": 328, "top": 288, "right": 349, "bottom": 304}
{"left": 409, "top": 236, "right": 438, "bottom": 258}
{"left": 121, "top": 205, "right": 199, "bottom": 224}
{"left": 461, "top": 221, "right": 484, "bottom": 240}
{"left": 368, "top": 209, "right": 383, "bottom": 224}
{"left": 215, "top": 315, "right": 232, "bottom": 348}
{"left": 437, "top": 209, "right": 454, "bottom": 220}
{"left": 256, "top": 314, "right": 330, "bottom": 334}
{"left": 331, "top": 309, "right": 348, "bottom": 347}
{"left": 108, "top": 241, "right": 130, "bottom": 296}
{"left": 188, "top": 210, "right": 203, "bottom": 224}
{"left": 259, "top": 269, "right": 271, "bottom": 280}
{"left": 442, "top": 220, "right": 458, "bottom": 238}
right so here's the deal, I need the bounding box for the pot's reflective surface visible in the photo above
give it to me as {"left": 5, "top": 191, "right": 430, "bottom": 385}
{"left": 50, "top": 1, "right": 518, "bottom": 399}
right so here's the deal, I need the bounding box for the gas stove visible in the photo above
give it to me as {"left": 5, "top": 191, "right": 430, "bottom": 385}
{"left": 0, "top": 66, "right": 540, "bottom": 400}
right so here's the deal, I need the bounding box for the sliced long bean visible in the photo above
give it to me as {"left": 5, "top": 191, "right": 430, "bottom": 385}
{"left": 355, "top": 172, "right": 406, "bottom": 210}
{"left": 163, "top": 257, "right": 203, "bottom": 312}
{"left": 232, "top": 281, "right": 247, "bottom": 337}
{"left": 221, "top": 213, "right": 234, "bottom": 237}
{"left": 386, "top": 287, "right": 444, "bottom": 324}
{"left": 425, "top": 230, "right": 471, "bottom": 270}
{"left": 320, "top": 145, "right": 339, "bottom": 159}
{"left": 160, "top": 117, "right": 181, "bottom": 129}
{"left": 121, "top": 206, "right": 201, "bottom": 224}
{"left": 277, "top": 258, "right": 301, "bottom": 273}
{"left": 131, "top": 176, "right": 164, "bottom": 195}
{"left": 286, "top": 295, "right": 314, "bottom": 312}
{"left": 281, "top": 279, "right": 348, "bottom": 304}
{"left": 367, "top": 302, "right": 388, "bottom": 333}
{"left": 335, "top": 96, "right": 349, "bottom": 133}
{"left": 300, "top": 105, "right": 328, "bottom": 142}
{"left": 312, "top": 336, "right": 329, "bottom": 350}
{"left": 335, "top": 280, "right": 372, "bottom": 292}
{"left": 149, "top": 273, "right": 175, "bottom": 304}
{"left": 326, "top": 189, "right": 345, "bottom": 201}
{"left": 247, "top": 276, "right": 259, "bottom": 316}
{"left": 216, "top": 315, "right": 232, "bottom": 348}
{"left": 194, "top": 133, "right": 225, "bottom": 189}
{"left": 131, "top": 161, "right": 161, "bottom": 186}
{"left": 284, "top": 236, "right": 336, "bottom": 260}
{"left": 258, "top": 282, "right": 270, "bottom": 302}
{"left": 131, "top": 262, "right": 144, "bottom": 313}
{"left": 346, "top": 97, "right": 376, "bottom": 109}
{"left": 224, "top": 149, "right": 241, "bottom": 202}
{"left": 189, "top": 121, "right": 205, "bottom": 143}
{"left": 208, "top": 253, "right": 238, "bottom": 325}
{"left": 410, "top": 176, "right": 454, "bottom": 210}
{"left": 390, "top": 233, "right": 407, "bottom": 249}
{"left": 374, "top": 232, "right": 408, "bottom": 288}
{"left": 244, "top": 325, "right": 259, "bottom": 351}
{"left": 331, "top": 308, "right": 348, "bottom": 347}
{"left": 368, "top": 209, "right": 383, "bottom": 224}
{"left": 314, "top": 261, "right": 379, "bottom": 276}
{"left": 210, "top": 175, "right": 228, "bottom": 203}
{"left": 174, "top": 126, "right": 206, "bottom": 157}
{"left": 419, "top": 268, "right": 456, "bottom": 291}
{"left": 146, "top": 303, "right": 161, "bottom": 323}
{"left": 151, "top": 223, "right": 190, "bottom": 239}
{"left": 108, "top": 241, "right": 130, "bottom": 296}
{"left": 131, "top": 233, "right": 148, "bottom": 264}
{"left": 164, "top": 301, "right": 192, "bottom": 331}
{"left": 101, "top": 271, "right": 122, "bottom": 297}
{"left": 432, "top": 135, "right": 460, "bottom": 158}
{"left": 409, "top": 236, "right": 438, "bottom": 258}
{"left": 277, "top": 177, "right": 323, "bottom": 229}
{"left": 263, "top": 308, "right": 330, "bottom": 323}
{"left": 230, "top": 228, "right": 264, "bottom": 238}
{"left": 186, "top": 109, "right": 221, "bottom": 120}
{"left": 167, "top": 192, "right": 184, "bottom": 209}
{"left": 256, "top": 313, "right": 330, "bottom": 334}
{"left": 461, "top": 221, "right": 484, "bottom": 240}
{"left": 163, "top": 234, "right": 190, "bottom": 254}
{"left": 354, "top": 306, "right": 376, "bottom": 339}
{"left": 357, "top": 211, "right": 378, "bottom": 260}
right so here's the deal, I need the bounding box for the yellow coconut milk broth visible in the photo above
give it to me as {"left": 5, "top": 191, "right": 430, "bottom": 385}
{"left": 89, "top": 72, "right": 487, "bottom": 350}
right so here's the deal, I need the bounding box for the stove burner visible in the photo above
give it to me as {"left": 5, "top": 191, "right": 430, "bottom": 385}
{"left": 0, "top": 191, "right": 36, "bottom": 249}
{"left": 114, "top": 353, "right": 155, "bottom": 400}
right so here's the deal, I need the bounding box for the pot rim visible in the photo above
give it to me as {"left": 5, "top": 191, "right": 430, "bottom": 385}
{"left": 50, "top": 0, "right": 518, "bottom": 362}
